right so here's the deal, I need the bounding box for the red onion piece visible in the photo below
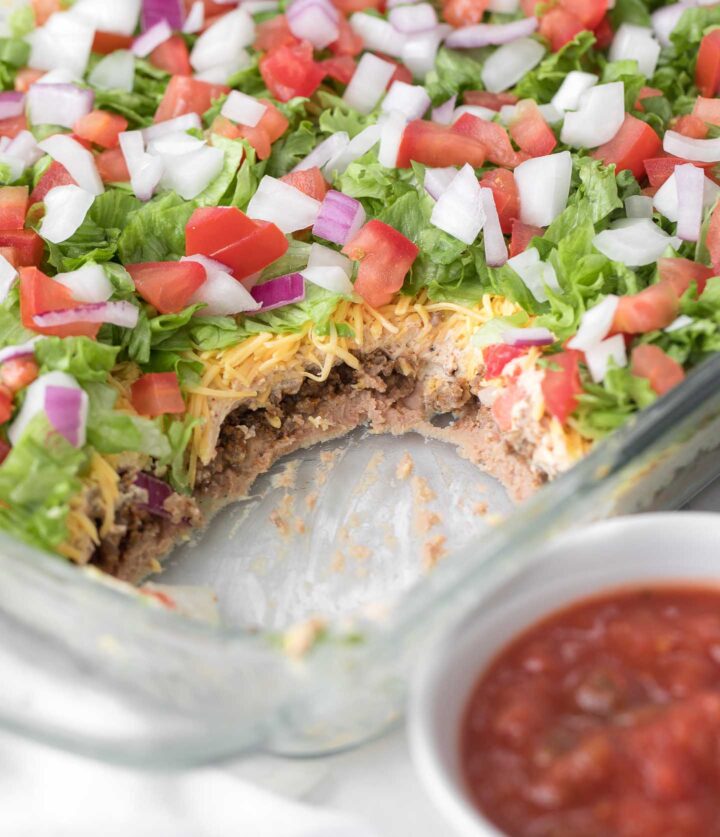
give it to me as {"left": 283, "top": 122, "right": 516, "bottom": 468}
{"left": 141, "top": 0, "right": 184, "bottom": 31}
{"left": 431, "top": 95, "right": 456, "bottom": 125}
{"left": 251, "top": 273, "right": 306, "bottom": 312}
{"left": 134, "top": 472, "right": 173, "bottom": 519}
{"left": 388, "top": 2, "right": 437, "bottom": 34}
{"left": 0, "top": 339, "right": 39, "bottom": 365}
{"left": 0, "top": 92, "right": 25, "bottom": 120}
{"left": 675, "top": 162, "right": 705, "bottom": 243}
{"left": 32, "top": 301, "right": 140, "bottom": 329}
{"left": 133, "top": 19, "right": 173, "bottom": 57}
{"left": 27, "top": 83, "right": 94, "bottom": 130}
{"left": 445, "top": 16, "right": 538, "bottom": 49}
{"left": 312, "top": 190, "right": 366, "bottom": 245}
{"left": 503, "top": 327, "right": 555, "bottom": 347}
{"left": 45, "top": 385, "right": 87, "bottom": 448}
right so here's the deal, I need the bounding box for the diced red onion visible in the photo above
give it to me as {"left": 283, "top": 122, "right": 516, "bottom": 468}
{"left": 609, "top": 23, "right": 660, "bottom": 78}
{"left": 287, "top": 0, "right": 339, "bottom": 49}
{"left": 88, "top": 50, "right": 135, "bottom": 93}
{"left": 323, "top": 124, "right": 380, "bottom": 176}
{"left": 120, "top": 130, "right": 163, "bottom": 202}
{"left": 71, "top": 0, "right": 142, "bottom": 36}
{"left": 0, "top": 253, "right": 17, "bottom": 304}
{"left": 54, "top": 263, "right": 113, "bottom": 304}
{"left": 38, "top": 134, "right": 104, "bottom": 196}
{"left": 401, "top": 28, "right": 445, "bottom": 79}
{"left": 388, "top": 2, "right": 437, "bottom": 34}
{"left": 142, "top": 113, "right": 202, "bottom": 142}
{"left": 561, "top": 82, "right": 625, "bottom": 148}
{"left": 39, "top": 185, "right": 95, "bottom": 244}
{"left": 292, "top": 131, "right": 349, "bottom": 173}
{"left": 307, "top": 242, "right": 353, "bottom": 276}
{"left": 431, "top": 164, "right": 486, "bottom": 245}
{"left": 675, "top": 162, "right": 706, "bottom": 243}
{"left": 160, "top": 144, "right": 224, "bottom": 200}
{"left": 251, "top": 273, "right": 306, "bottom": 311}
{"left": 301, "top": 266, "right": 354, "bottom": 295}
{"left": 183, "top": 255, "right": 261, "bottom": 316}
{"left": 350, "top": 13, "right": 406, "bottom": 58}
{"left": 221, "top": 90, "right": 268, "bottom": 127}
{"left": 663, "top": 130, "right": 720, "bottom": 163}
{"left": 431, "top": 95, "right": 456, "bottom": 125}
{"left": 503, "top": 327, "right": 555, "bottom": 347}
{"left": 182, "top": 0, "right": 205, "bottom": 33}
{"left": 568, "top": 295, "right": 619, "bottom": 352}
{"left": 550, "top": 70, "right": 598, "bottom": 112}
{"left": 0, "top": 339, "right": 39, "bottom": 365}
{"left": 381, "top": 81, "right": 431, "bottom": 121}
{"left": 27, "top": 13, "right": 95, "bottom": 77}
{"left": 9, "top": 371, "right": 87, "bottom": 448}
{"left": 424, "top": 166, "right": 457, "bottom": 200}
{"left": 190, "top": 8, "right": 255, "bottom": 73}
{"left": 624, "top": 195, "right": 653, "bottom": 219}
{"left": 27, "top": 83, "right": 94, "bottom": 130}
{"left": 0, "top": 92, "right": 24, "bottom": 120}
{"left": 312, "top": 190, "right": 366, "bottom": 245}
{"left": 585, "top": 334, "right": 627, "bottom": 384}
{"left": 133, "top": 19, "right": 173, "bottom": 57}
{"left": 482, "top": 37, "right": 545, "bottom": 94}
{"left": 134, "top": 472, "right": 173, "bottom": 519}
{"left": 142, "top": 0, "right": 184, "bottom": 31}
{"left": 592, "top": 219, "right": 681, "bottom": 267}
{"left": 445, "top": 17, "right": 538, "bottom": 49}
{"left": 480, "top": 187, "right": 508, "bottom": 267}
{"left": 514, "top": 151, "right": 572, "bottom": 228}
{"left": 506, "top": 248, "right": 560, "bottom": 303}
{"left": 247, "top": 176, "right": 322, "bottom": 232}
{"left": 33, "top": 301, "right": 140, "bottom": 329}
{"left": 378, "top": 110, "right": 407, "bottom": 167}
{"left": 343, "top": 53, "right": 396, "bottom": 115}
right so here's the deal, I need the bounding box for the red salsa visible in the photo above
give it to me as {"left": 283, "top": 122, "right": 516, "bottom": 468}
{"left": 461, "top": 587, "right": 720, "bottom": 836}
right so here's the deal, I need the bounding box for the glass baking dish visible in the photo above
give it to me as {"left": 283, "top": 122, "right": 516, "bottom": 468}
{"left": 1, "top": 350, "right": 720, "bottom": 766}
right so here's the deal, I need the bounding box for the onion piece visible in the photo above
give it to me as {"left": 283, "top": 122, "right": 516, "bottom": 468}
{"left": 343, "top": 53, "right": 396, "bottom": 115}
{"left": 567, "top": 295, "right": 619, "bottom": 352}
{"left": 585, "top": 334, "right": 627, "bottom": 383}
{"left": 323, "top": 124, "right": 380, "bottom": 175}
{"left": 141, "top": 0, "right": 184, "bottom": 31}
{"left": 32, "top": 301, "right": 140, "bottom": 330}
{"left": 506, "top": 248, "right": 560, "bottom": 303}
{"left": 134, "top": 472, "right": 173, "bottom": 519}
{"left": 431, "top": 95, "right": 456, "bottom": 125}
{"left": 349, "top": 13, "right": 406, "bottom": 58}
{"left": 652, "top": 170, "right": 720, "bottom": 224}
{"left": 190, "top": 8, "right": 255, "bottom": 73}
{"left": 194, "top": 55, "right": 251, "bottom": 85}
{"left": 592, "top": 219, "right": 681, "bottom": 267}
{"left": 54, "top": 263, "right": 113, "bottom": 303}
{"left": 312, "top": 190, "right": 366, "bottom": 245}
{"left": 430, "top": 164, "right": 486, "bottom": 245}
{"left": 500, "top": 102, "right": 563, "bottom": 125}
{"left": 453, "top": 104, "right": 498, "bottom": 123}
{"left": 624, "top": 195, "right": 653, "bottom": 219}
{"left": 39, "top": 185, "right": 95, "bottom": 244}
{"left": 27, "top": 12, "right": 95, "bottom": 77}
{"left": 488, "top": 0, "right": 519, "bottom": 8}
{"left": 609, "top": 23, "right": 660, "bottom": 78}
{"left": 381, "top": 81, "right": 431, "bottom": 121}
{"left": 251, "top": 273, "right": 306, "bottom": 311}
{"left": 651, "top": 3, "right": 686, "bottom": 48}
{"left": 142, "top": 113, "right": 202, "bottom": 142}
{"left": 301, "top": 266, "right": 354, "bottom": 295}
{"left": 183, "top": 255, "right": 261, "bottom": 315}
{"left": 480, "top": 187, "right": 508, "bottom": 267}
{"left": 502, "top": 327, "right": 555, "bottom": 347}
{"left": 424, "top": 166, "right": 457, "bottom": 200}
{"left": 287, "top": 0, "right": 339, "bottom": 49}
{"left": 247, "top": 176, "right": 322, "bottom": 232}
{"left": 675, "top": 163, "right": 706, "bottom": 242}
{"left": 6, "top": 131, "right": 43, "bottom": 169}
{"left": 0, "top": 92, "right": 24, "bottom": 120}
{"left": 70, "top": 0, "right": 142, "bottom": 36}
{"left": 445, "top": 17, "right": 538, "bottom": 49}
{"left": 665, "top": 314, "right": 694, "bottom": 333}
{"left": 160, "top": 144, "right": 224, "bottom": 200}
{"left": 388, "top": 2, "right": 437, "bottom": 33}
{"left": 132, "top": 19, "right": 173, "bottom": 57}
{"left": 119, "top": 130, "right": 163, "bottom": 202}
{"left": 38, "top": 135, "right": 104, "bottom": 196}
{"left": 36, "top": 68, "right": 80, "bottom": 86}
{"left": 561, "top": 82, "right": 625, "bottom": 148}
{"left": 88, "top": 50, "right": 135, "bottom": 93}
{"left": 0, "top": 339, "right": 40, "bottom": 365}
{"left": 292, "top": 132, "right": 349, "bottom": 173}
{"left": 182, "top": 1, "right": 205, "bottom": 33}
{"left": 401, "top": 28, "right": 445, "bottom": 79}
{"left": 481, "top": 37, "right": 545, "bottom": 94}
{"left": 221, "top": 90, "right": 267, "bottom": 127}
{"left": 307, "top": 243, "right": 353, "bottom": 276}
{"left": 514, "top": 151, "right": 572, "bottom": 228}
{"left": 9, "top": 371, "right": 87, "bottom": 448}
{"left": 378, "top": 110, "right": 407, "bottom": 168}
{"left": 550, "top": 71, "right": 598, "bottom": 112}
{"left": 663, "top": 130, "right": 720, "bottom": 163}
{"left": 0, "top": 253, "right": 17, "bottom": 304}
{"left": 27, "top": 83, "right": 94, "bottom": 129}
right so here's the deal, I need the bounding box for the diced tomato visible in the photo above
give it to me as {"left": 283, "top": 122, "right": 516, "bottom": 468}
{"left": 329, "top": 16, "right": 363, "bottom": 56}
{"left": 708, "top": 203, "right": 720, "bottom": 276}
{"left": 0, "top": 356, "right": 38, "bottom": 393}
{"left": 127, "top": 262, "right": 206, "bottom": 314}
{"left": 95, "top": 148, "right": 130, "bottom": 184}
{"left": 73, "top": 110, "right": 128, "bottom": 150}
{"left": 237, "top": 125, "right": 272, "bottom": 160}
{"left": 483, "top": 344, "right": 527, "bottom": 379}
{"left": 0, "top": 246, "right": 19, "bottom": 267}
{"left": 154, "top": 75, "right": 230, "bottom": 123}
{"left": 185, "top": 206, "right": 257, "bottom": 257}
{"left": 592, "top": 114, "right": 662, "bottom": 181}
{"left": 567, "top": 0, "right": 608, "bottom": 29}
{"left": 259, "top": 41, "right": 324, "bottom": 102}
{"left": 631, "top": 344, "right": 685, "bottom": 396}
{"left": 30, "top": 161, "right": 76, "bottom": 204}
{"left": 253, "top": 15, "right": 298, "bottom": 51}
{"left": 480, "top": 169, "right": 519, "bottom": 235}
{"left": 442, "top": 0, "right": 489, "bottom": 27}
{"left": 131, "top": 372, "right": 186, "bottom": 417}
{"left": 0, "top": 389, "right": 11, "bottom": 425}
{"left": 657, "top": 257, "right": 713, "bottom": 298}
{"left": 321, "top": 55, "right": 357, "bottom": 85}
{"left": 643, "top": 156, "right": 716, "bottom": 189}
{"left": 593, "top": 14, "right": 614, "bottom": 50}
{"left": 0, "top": 186, "right": 28, "bottom": 230}
{"left": 696, "top": 29, "right": 720, "bottom": 98}
{"left": 672, "top": 114, "right": 708, "bottom": 140}
{"left": 492, "top": 384, "right": 522, "bottom": 432}
{"left": 331, "top": 0, "right": 382, "bottom": 12}
{"left": 209, "top": 115, "right": 241, "bottom": 140}
{"left": 508, "top": 100, "right": 557, "bottom": 157}
{"left": 150, "top": 35, "right": 192, "bottom": 76}
{"left": 0, "top": 231, "right": 43, "bottom": 266}
{"left": 613, "top": 282, "right": 680, "bottom": 334}
{"left": 0, "top": 437, "right": 10, "bottom": 461}
{"left": 464, "top": 91, "right": 518, "bottom": 111}
{"left": 31, "top": 0, "right": 61, "bottom": 25}
{"left": 19, "top": 267, "right": 101, "bottom": 338}
{"left": 257, "top": 99, "right": 289, "bottom": 143}
{"left": 510, "top": 220, "right": 543, "bottom": 258}
{"left": 397, "top": 119, "right": 486, "bottom": 168}
{"left": 539, "top": 7, "right": 585, "bottom": 52}
{"left": 280, "top": 167, "right": 329, "bottom": 201}
{"left": 451, "top": 113, "right": 521, "bottom": 168}
{"left": 0, "top": 115, "right": 27, "bottom": 139}
{"left": 342, "top": 220, "right": 419, "bottom": 308}
{"left": 541, "top": 350, "right": 583, "bottom": 425}
{"left": 634, "top": 85, "right": 663, "bottom": 112}
{"left": 693, "top": 96, "right": 720, "bottom": 127}
{"left": 14, "top": 68, "right": 44, "bottom": 93}
{"left": 92, "top": 30, "right": 134, "bottom": 54}
{"left": 213, "top": 221, "right": 289, "bottom": 280}
{"left": 382, "top": 57, "right": 414, "bottom": 87}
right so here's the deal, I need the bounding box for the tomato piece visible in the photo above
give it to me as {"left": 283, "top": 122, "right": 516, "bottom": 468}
{"left": 634, "top": 85, "right": 663, "bottom": 112}
{"left": 0, "top": 186, "right": 28, "bottom": 230}
{"left": 92, "top": 30, "right": 134, "bottom": 54}
{"left": 213, "top": 221, "right": 289, "bottom": 280}
{"left": 31, "top": 0, "right": 60, "bottom": 25}
{"left": 480, "top": 169, "right": 519, "bottom": 235}
{"left": 0, "top": 388, "right": 12, "bottom": 425}
{"left": 209, "top": 115, "right": 241, "bottom": 140}
{"left": 253, "top": 15, "right": 298, "bottom": 51}
{"left": 541, "top": 350, "right": 583, "bottom": 425}
{"left": 329, "top": 16, "right": 363, "bottom": 56}
{"left": 331, "top": 0, "right": 382, "bottom": 12}
{"left": 127, "top": 261, "right": 206, "bottom": 314}
{"left": 131, "top": 372, "right": 185, "bottom": 417}
{"left": 510, "top": 220, "right": 543, "bottom": 258}
{"left": 29, "top": 161, "right": 75, "bottom": 204}
{"left": 257, "top": 99, "right": 289, "bottom": 143}
{"left": 708, "top": 203, "right": 720, "bottom": 276}
{"left": 592, "top": 114, "right": 662, "bottom": 181}
{"left": 95, "top": 148, "right": 130, "bottom": 184}
{"left": 73, "top": 110, "right": 128, "bottom": 150}
{"left": 321, "top": 55, "right": 357, "bottom": 85}
{"left": 657, "top": 257, "right": 713, "bottom": 298}
{"left": 398, "top": 119, "right": 486, "bottom": 168}
{"left": 673, "top": 114, "right": 708, "bottom": 140}
{"left": 631, "top": 344, "right": 685, "bottom": 396}
{"left": 697, "top": 29, "right": 720, "bottom": 98}
{"left": 693, "top": 96, "right": 720, "bottom": 127}
{"left": 237, "top": 125, "right": 272, "bottom": 159}
{"left": 442, "top": 0, "right": 489, "bottom": 27}
{"left": 451, "top": 113, "right": 520, "bottom": 168}
{"left": 20, "top": 267, "right": 101, "bottom": 338}
{"left": 154, "top": 75, "right": 230, "bottom": 122}
{"left": 380, "top": 56, "right": 413, "bottom": 87}
{"left": 1, "top": 356, "right": 38, "bottom": 393}
{"left": 0, "top": 230, "right": 43, "bottom": 266}
{"left": 593, "top": 14, "right": 614, "bottom": 50}
{"left": 484, "top": 344, "right": 527, "bottom": 379}
{"left": 613, "top": 282, "right": 680, "bottom": 334}
{"left": 508, "top": 100, "right": 557, "bottom": 157}
{"left": 185, "top": 206, "right": 257, "bottom": 257}
{"left": 259, "top": 41, "right": 324, "bottom": 102}
{"left": 540, "top": 8, "right": 584, "bottom": 52}
{"left": 0, "top": 246, "right": 19, "bottom": 267}
{"left": 463, "top": 90, "right": 518, "bottom": 111}
{"left": 643, "top": 156, "right": 716, "bottom": 189}
{"left": 14, "top": 68, "right": 44, "bottom": 93}
{"left": 150, "top": 35, "right": 192, "bottom": 76}
{"left": 0, "top": 115, "right": 27, "bottom": 139}
{"left": 342, "top": 220, "right": 419, "bottom": 308}
{"left": 280, "top": 167, "right": 329, "bottom": 201}
{"left": 565, "top": 0, "right": 607, "bottom": 29}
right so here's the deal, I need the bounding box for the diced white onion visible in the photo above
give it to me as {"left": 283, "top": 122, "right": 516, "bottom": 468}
{"left": 663, "top": 130, "right": 720, "bottom": 163}
{"left": 561, "top": 82, "right": 625, "bottom": 148}
{"left": 287, "top": 0, "right": 339, "bottom": 49}
{"left": 568, "top": 295, "right": 619, "bottom": 352}
{"left": 593, "top": 219, "right": 681, "bottom": 266}
{"left": 624, "top": 195, "right": 653, "bottom": 218}
{"left": 190, "top": 8, "right": 255, "bottom": 73}
{"left": 247, "top": 176, "right": 322, "bottom": 232}
{"left": 514, "top": 151, "right": 572, "bottom": 228}
{"left": 506, "top": 248, "right": 560, "bottom": 303}
{"left": 221, "top": 90, "right": 268, "bottom": 127}
{"left": 424, "top": 166, "right": 458, "bottom": 200}
{"left": 349, "top": 12, "right": 406, "bottom": 58}
{"left": 293, "top": 132, "right": 349, "bottom": 173}
{"left": 119, "top": 130, "right": 163, "bottom": 202}
{"left": 27, "top": 83, "right": 94, "bottom": 129}
{"left": 194, "top": 54, "right": 251, "bottom": 85}
{"left": 38, "top": 135, "right": 104, "bottom": 196}
{"left": 652, "top": 170, "right": 720, "bottom": 224}
{"left": 388, "top": 3, "right": 437, "bottom": 33}
{"left": 343, "top": 53, "right": 396, "bottom": 115}
{"left": 54, "top": 263, "right": 112, "bottom": 303}
{"left": 132, "top": 19, "right": 172, "bottom": 58}
{"left": 183, "top": 255, "right": 261, "bottom": 315}
{"left": 550, "top": 71, "right": 598, "bottom": 112}
{"left": 378, "top": 110, "right": 407, "bottom": 168}
{"left": 651, "top": 3, "right": 686, "bottom": 48}
{"left": 183, "top": 1, "right": 205, "bottom": 33}
{"left": 381, "top": 81, "right": 431, "bottom": 121}
{"left": 324, "top": 124, "right": 381, "bottom": 175}
{"left": 301, "top": 266, "right": 354, "bottom": 295}
{"left": 499, "top": 103, "right": 563, "bottom": 125}
{"left": 665, "top": 314, "right": 694, "bottom": 333}
{"left": 307, "top": 243, "right": 353, "bottom": 276}
{"left": 609, "top": 23, "right": 661, "bottom": 78}
{"left": 27, "top": 12, "right": 95, "bottom": 78}
{"left": 0, "top": 254, "right": 17, "bottom": 304}
{"left": 585, "top": 334, "right": 627, "bottom": 383}
{"left": 675, "top": 162, "right": 707, "bottom": 242}
{"left": 481, "top": 38, "right": 545, "bottom": 94}
{"left": 430, "top": 164, "right": 486, "bottom": 245}
{"left": 142, "top": 113, "right": 202, "bottom": 143}
{"left": 401, "top": 28, "right": 445, "bottom": 79}
{"left": 69, "top": 0, "right": 141, "bottom": 36}
{"left": 160, "top": 145, "right": 224, "bottom": 200}
{"left": 488, "top": 0, "right": 519, "bottom": 9}
{"left": 453, "top": 105, "right": 497, "bottom": 123}
{"left": 88, "top": 50, "right": 135, "bottom": 92}
{"left": 39, "top": 185, "right": 95, "bottom": 244}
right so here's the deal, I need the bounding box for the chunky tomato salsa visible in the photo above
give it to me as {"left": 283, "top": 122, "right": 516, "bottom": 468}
{"left": 461, "top": 587, "right": 720, "bottom": 837}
